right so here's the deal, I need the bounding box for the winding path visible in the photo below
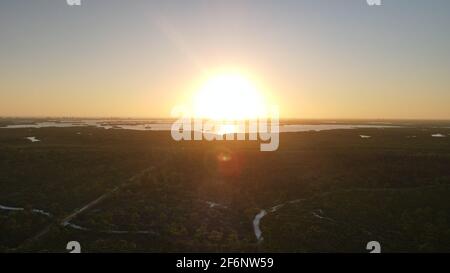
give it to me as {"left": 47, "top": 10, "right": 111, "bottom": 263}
{"left": 250, "top": 185, "right": 444, "bottom": 243}
{"left": 13, "top": 167, "right": 153, "bottom": 250}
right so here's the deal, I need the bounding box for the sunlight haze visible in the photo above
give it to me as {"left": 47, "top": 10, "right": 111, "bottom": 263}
{"left": 0, "top": 0, "right": 449, "bottom": 119}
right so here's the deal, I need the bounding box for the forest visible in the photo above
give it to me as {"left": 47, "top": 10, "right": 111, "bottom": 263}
{"left": 0, "top": 121, "right": 449, "bottom": 252}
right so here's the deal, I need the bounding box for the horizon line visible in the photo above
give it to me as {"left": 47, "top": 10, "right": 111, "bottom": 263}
{"left": 1, "top": 116, "right": 450, "bottom": 122}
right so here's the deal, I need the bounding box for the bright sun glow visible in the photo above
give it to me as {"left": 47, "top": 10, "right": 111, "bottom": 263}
{"left": 216, "top": 124, "right": 237, "bottom": 135}
{"left": 192, "top": 73, "right": 268, "bottom": 120}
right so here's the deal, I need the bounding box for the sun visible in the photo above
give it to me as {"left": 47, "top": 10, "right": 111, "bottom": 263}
{"left": 192, "top": 73, "right": 268, "bottom": 121}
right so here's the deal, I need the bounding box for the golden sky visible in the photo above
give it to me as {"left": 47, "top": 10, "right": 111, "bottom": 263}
{"left": 0, "top": 1, "right": 449, "bottom": 119}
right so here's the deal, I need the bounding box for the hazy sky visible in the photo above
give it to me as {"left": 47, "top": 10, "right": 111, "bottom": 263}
{"left": 1, "top": 0, "right": 449, "bottom": 119}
